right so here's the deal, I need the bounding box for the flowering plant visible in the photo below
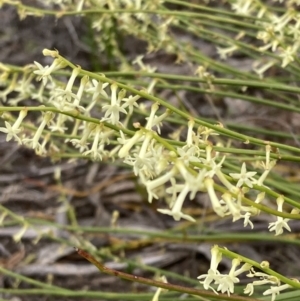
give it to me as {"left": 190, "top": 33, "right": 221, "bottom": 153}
{"left": 1, "top": 1, "right": 300, "bottom": 301}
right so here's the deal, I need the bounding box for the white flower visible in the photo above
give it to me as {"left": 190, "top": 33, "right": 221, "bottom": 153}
{"left": 83, "top": 124, "right": 104, "bottom": 161}
{"left": 268, "top": 196, "right": 291, "bottom": 236}
{"left": 121, "top": 94, "right": 140, "bottom": 115}
{"left": 34, "top": 58, "right": 66, "bottom": 86}
{"left": 243, "top": 212, "right": 254, "bottom": 229}
{"left": 186, "top": 119, "right": 194, "bottom": 146}
{"left": 0, "top": 109, "right": 27, "bottom": 143}
{"left": 50, "top": 67, "right": 80, "bottom": 110}
{"left": 145, "top": 102, "right": 159, "bottom": 130}
{"left": 279, "top": 45, "right": 297, "bottom": 68}
{"left": 217, "top": 258, "right": 240, "bottom": 295}
{"left": 253, "top": 60, "right": 276, "bottom": 78}
{"left": 263, "top": 284, "right": 291, "bottom": 301}
{"left": 124, "top": 151, "right": 155, "bottom": 177}
{"left": 102, "top": 83, "right": 127, "bottom": 125}
{"left": 144, "top": 168, "right": 177, "bottom": 203}
{"left": 216, "top": 45, "right": 238, "bottom": 60}
{"left": 31, "top": 82, "right": 46, "bottom": 103}
{"left": 132, "top": 55, "right": 156, "bottom": 73}
{"left": 198, "top": 245, "right": 222, "bottom": 293}
{"left": 49, "top": 113, "right": 69, "bottom": 133}
{"left": 254, "top": 160, "right": 276, "bottom": 186}
{"left": 23, "top": 112, "right": 54, "bottom": 150}
{"left": 222, "top": 193, "right": 241, "bottom": 222}
{"left": 205, "top": 155, "right": 226, "bottom": 178}
{"left": 70, "top": 123, "right": 95, "bottom": 153}
{"left": 149, "top": 109, "right": 170, "bottom": 134}
{"left": 229, "top": 162, "right": 257, "bottom": 188}
{"left": 175, "top": 159, "right": 206, "bottom": 198}
{"left": 86, "top": 79, "right": 109, "bottom": 102}
{"left": 157, "top": 183, "right": 195, "bottom": 222}
{"left": 204, "top": 178, "right": 226, "bottom": 217}
{"left": 73, "top": 75, "right": 89, "bottom": 110}
{"left": 13, "top": 223, "right": 29, "bottom": 242}
{"left": 231, "top": 0, "right": 253, "bottom": 15}
{"left": 155, "top": 159, "right": 206, "bottom": 222}
{"left": 176, "top": 145, "right": 201, "bottom": 165}
{"left": 149, "top": 142, "right": 168, "bottom": 175}
{"left": 245, "top": 268, "right": 281, "bottom": 297}
{"left": 0, "top": 73, "right": 18, "bottom": 102}
{"left": 118, "top": 130, "right": 144, "bottom": 158}
{"left": 42, "top": 49, "right": 59, "bottom": 58}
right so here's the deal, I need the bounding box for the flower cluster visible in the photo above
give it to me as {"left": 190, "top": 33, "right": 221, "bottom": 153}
{"left": 198, "top": 245, "right": 252, "bottom": 295}
{"left": 0, "top": 49, "right": 295, "bottom": 237}
{"left": 227, "top": 0, "right": 300, "bottom": 76}
{"left": 198, "top": 245, "right": 294, "bottom": 301}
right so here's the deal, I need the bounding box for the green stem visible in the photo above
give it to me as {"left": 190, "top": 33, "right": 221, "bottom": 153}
{"left": 219, "top": 247, "right": 300, "bottom": 289}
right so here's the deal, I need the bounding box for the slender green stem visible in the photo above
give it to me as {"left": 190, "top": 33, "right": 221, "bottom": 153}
{"left": 219, "top": 247, "right": 300, "bottom": 289}
{"left": 0, "top": 266, "right": 70, "bottom": 292}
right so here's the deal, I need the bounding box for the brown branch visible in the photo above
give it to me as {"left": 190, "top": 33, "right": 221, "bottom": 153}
{"left": 75, "top": 248, "right": 260, "bottom": 301}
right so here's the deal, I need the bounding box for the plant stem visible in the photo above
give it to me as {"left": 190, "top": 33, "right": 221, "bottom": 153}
{"left": 75, "top": 248, "right": 260, "bottom": 301}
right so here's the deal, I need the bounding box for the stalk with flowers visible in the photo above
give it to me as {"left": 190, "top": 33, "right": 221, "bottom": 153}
{"left": 1, "top": 1, "right": 300, "bottom": 301}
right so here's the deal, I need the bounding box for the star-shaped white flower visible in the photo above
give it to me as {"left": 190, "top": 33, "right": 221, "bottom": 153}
{"left": 0, "top": 109, "right": 27, "bottom": 144}
{"left": 229, "top": 163, "right": 257, "bottom": 188}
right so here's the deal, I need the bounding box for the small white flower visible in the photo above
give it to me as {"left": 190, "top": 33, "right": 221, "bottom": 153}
{"left": 243, "top": 212, "right": 254, "bottom": 229}
{"left": 31, "top": 82, "right": 46, "bottom": 103}
{"left": 231, "top": 0, "right": 253, "bottom": 15}
{"left": 263, "top": 284, "right": 291, "bottom": 301}
{"left": 176, "top": 145, "right": 201, "bottom": 165}
{"left": 145, "top": 102, "right": 159, "bottom": 130}
{"left": 229, "top": 163, "right": 257, "bottom": 188}
{"left": 158, "top": 184, "right": 196, "bottom": 222}
{"left": 198, "top": 245, "right": 222, "bottom": 293}
{"left": 245, "top": 268, "right": 281, "bottom": 297}
{"left": 34, "top": 58, "right": 66, "bottom": 86}
{"left": 133, "top": 55, "right": 156, "bottom": 73}
{"left": 70, "top": 123, "right": 95, "bottom": 153}
{"left": 50, "top": 67, "right": 80, "bottom": 110}
{"left": 185, "top": 119, "right": 194, "bottom": 146}
{"left": 0, "top": 109, "right": 27, "bottom": 143}
{"left": 217, "top": 258, "right": 241, "bottom": 295}
{"left": 124, "top": 151, "right": 155, "bottom": 177}
{"left": 83, "top": 124, "right": 104, "bottom": 161}
{"left": 118, "top": 130, "right": 144, "bottom": 158}
{"left": 279, "top": 45, "right": 297, "bottom": 68}
{"left": 0, "top": 73, "right": 18, "bottom": 102}
{"left": 121, "top": 94, "right": 140, "bottom": 115}
{"left": 23, "top": 111, "right": 54, "bottom": 150}
{"left": 216, "top": 45, "right": 238, "bottom": 60}
{"left": 253, "top": 60, "right": 276, "bottom": 78}
{"left": 149, "top": 109, "right": 170, "bottom": 134}
{"left": 86, "top": 79, "right": 109, "bottom": 102}
{"left": 268, "top": 196, "right": 291, "bottom": 236}
{"left": 222, "top": 193, "right": 241, "bottom": 222}
{"left": 13, "top": 223, "right": 29, "bottom": 242}
{"left": 102, "top": 83, "right": 127, "bottom": 125}
{"left": 204, "top": 178, "right": 226, "bottom": 217}
{"left": 144, "top": 168, "right": 177, "bottom": 203}
{"left": 73, "top": 75, "right": 89, "bottom": 110}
